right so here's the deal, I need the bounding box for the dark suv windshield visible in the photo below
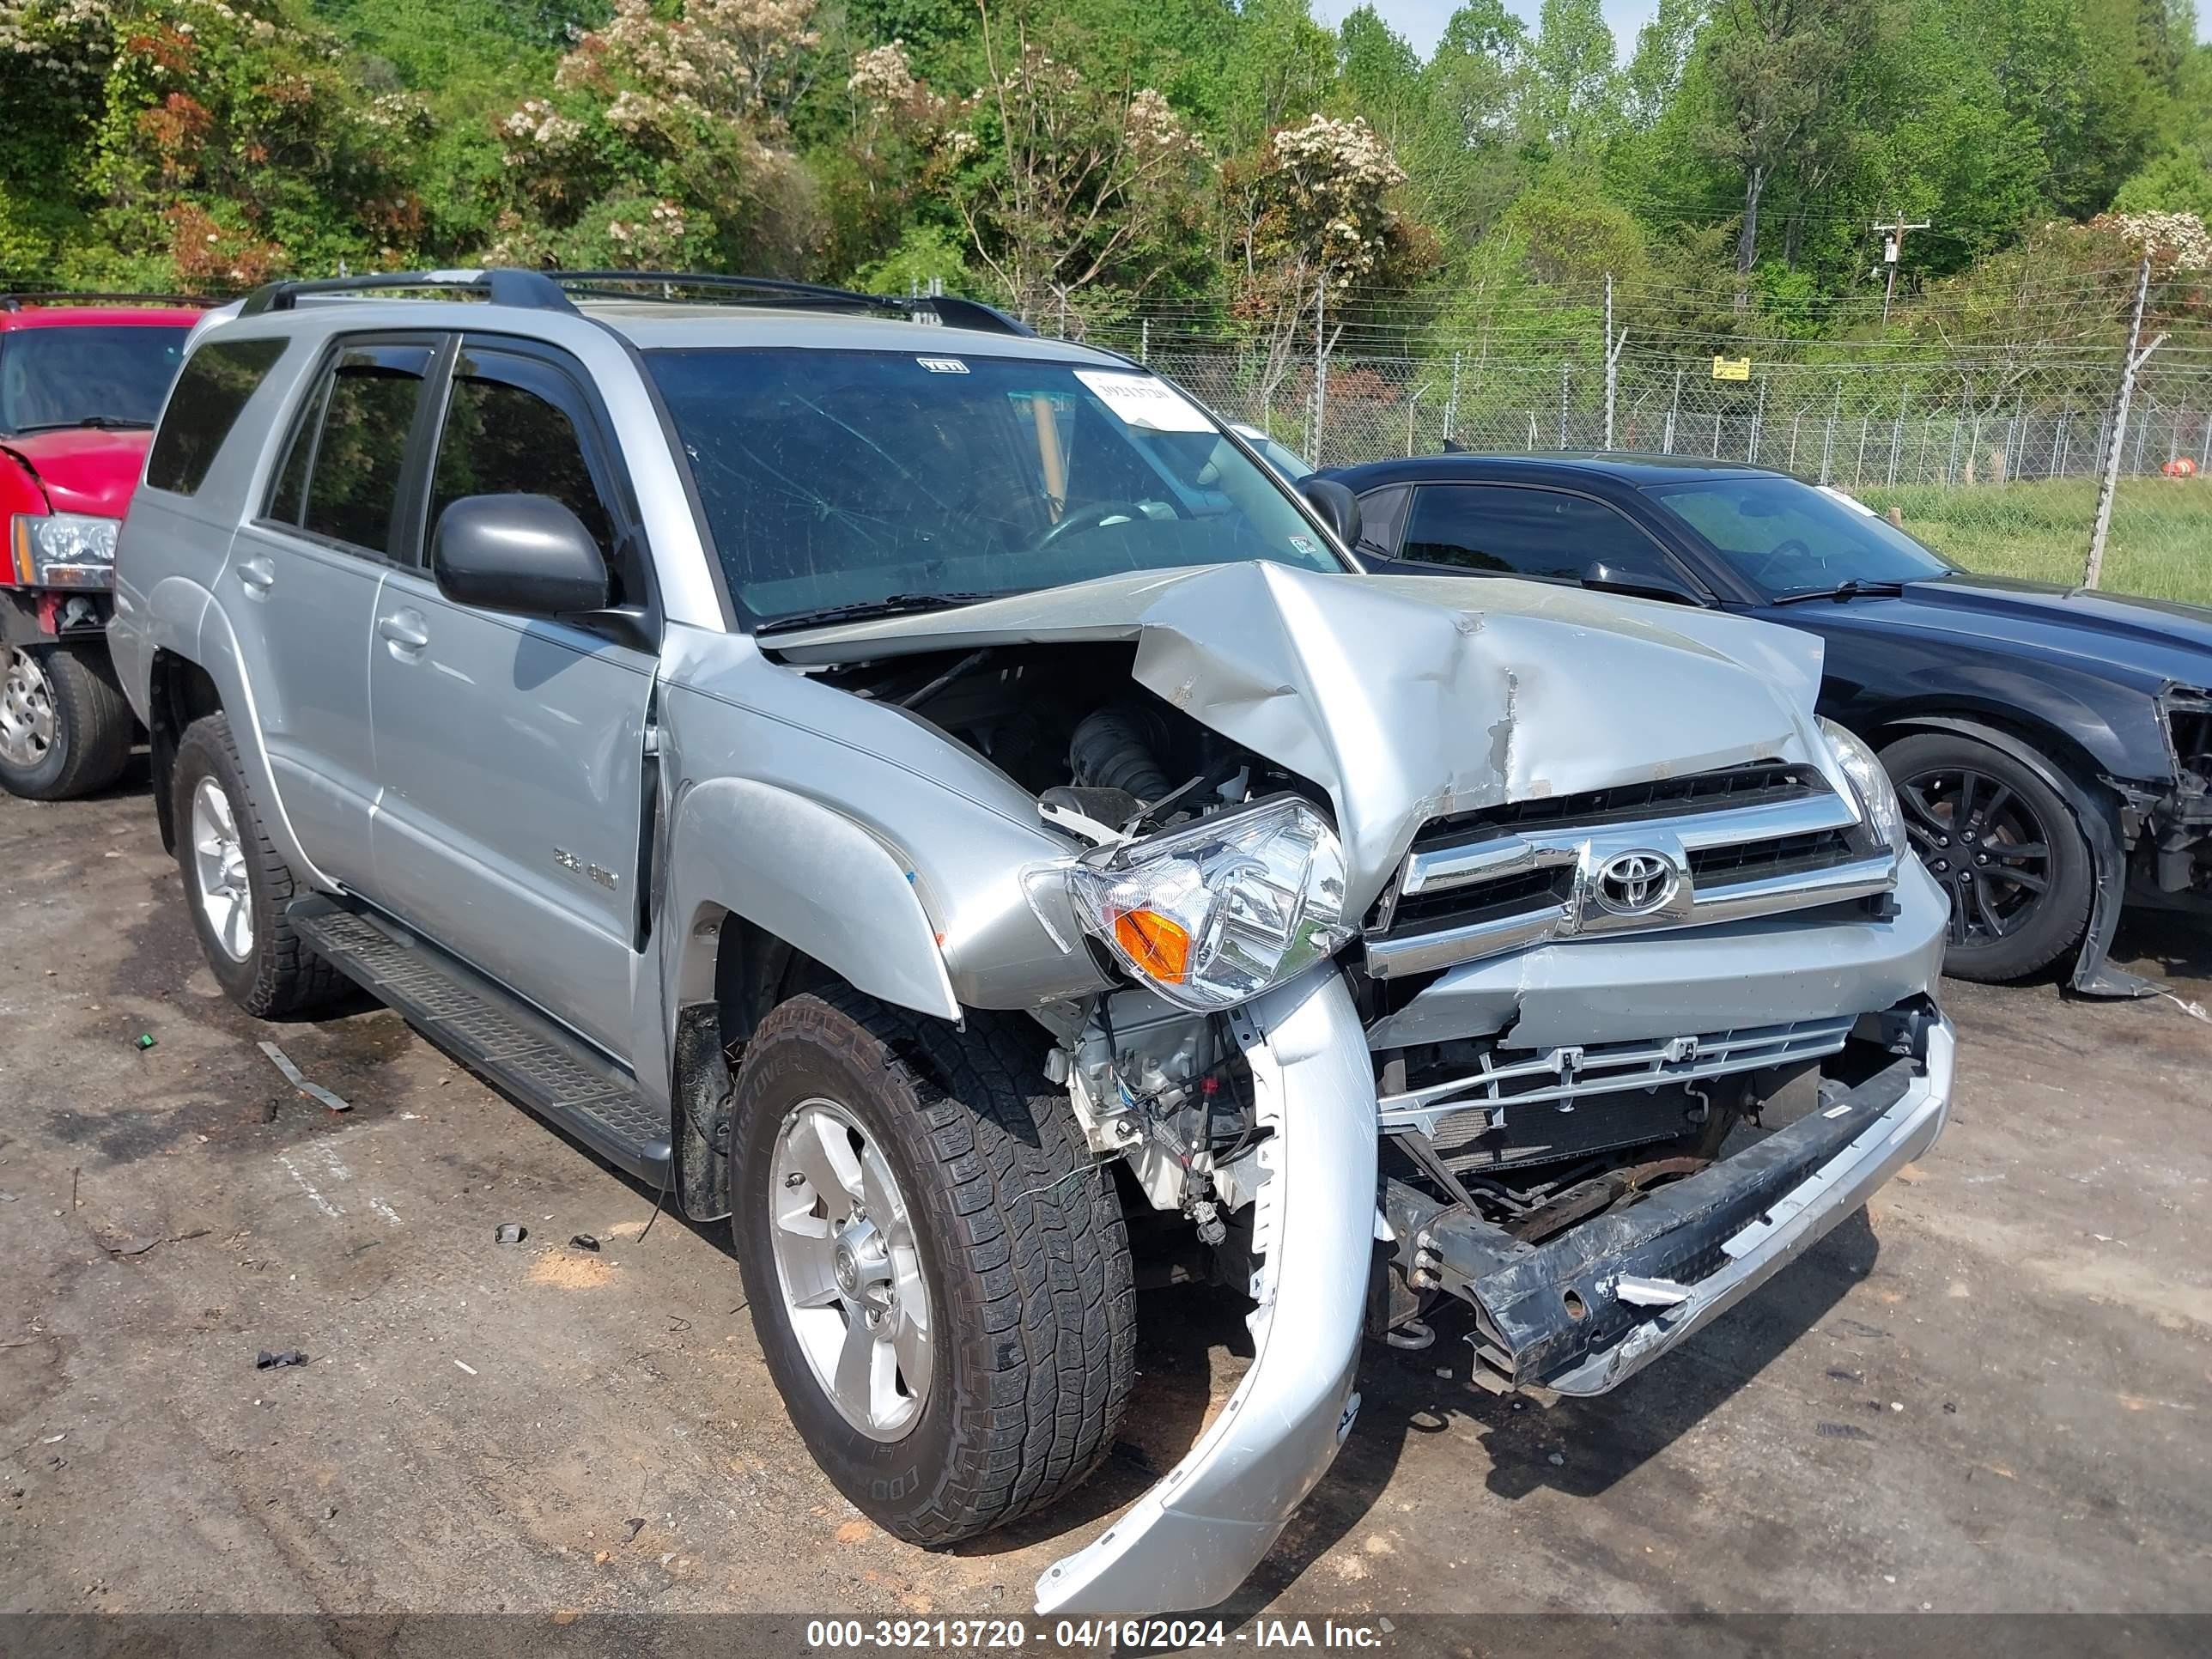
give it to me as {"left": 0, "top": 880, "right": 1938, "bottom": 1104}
{"left": 0, "top": 325, "right": 191, "bottom": 434}
{"left": 1645, "top": 474, "right": 1953, "bottom": 599}
{"left": 646, "top": 348, "right": 1342, "bottom": 626}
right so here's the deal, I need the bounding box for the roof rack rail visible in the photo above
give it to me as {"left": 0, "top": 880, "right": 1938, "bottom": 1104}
{"left": 549, "top": 270, "right": 1035, "bottom": 337}
{"left": 2, "top": 291, "right": 211, "bottom": 312}
{"left": 236, "top": 269, "right": 579, "bottom": 317}
{"left": 229, "top": 265, "right": 1036, "bottom": 338}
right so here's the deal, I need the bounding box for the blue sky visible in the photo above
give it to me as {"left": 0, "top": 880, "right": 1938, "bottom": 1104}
{"left": 1305, "top": 1, "right": 1660, "bottom": 59}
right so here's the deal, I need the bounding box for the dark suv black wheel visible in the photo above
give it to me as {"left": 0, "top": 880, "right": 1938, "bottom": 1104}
{"left": 1881, "top": 731, "right": 2093, "bottom": 983}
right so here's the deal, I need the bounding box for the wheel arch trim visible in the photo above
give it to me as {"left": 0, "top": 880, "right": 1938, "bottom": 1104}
{"left": 660, "top": 775, "right": 962, "bottom": 1045}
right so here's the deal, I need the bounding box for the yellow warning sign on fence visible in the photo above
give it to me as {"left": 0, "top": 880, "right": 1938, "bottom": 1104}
{"left": 1711, "top": 356, "right": 1752, "bottom": 381}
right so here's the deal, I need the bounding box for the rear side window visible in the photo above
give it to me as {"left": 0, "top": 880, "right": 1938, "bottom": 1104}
{"left": 265, "top": 342, "right": 434, "bottom": 556}
{"left": 145, "top": 337, "right": 287, "bottom": 495}
{"left": 1401, "top": 483, "right": 1679, "bottom": 585}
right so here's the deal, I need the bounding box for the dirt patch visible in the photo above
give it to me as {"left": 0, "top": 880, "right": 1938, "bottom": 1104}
{"left": 527, "top": 1251, "right": 617, "bottom": 1290}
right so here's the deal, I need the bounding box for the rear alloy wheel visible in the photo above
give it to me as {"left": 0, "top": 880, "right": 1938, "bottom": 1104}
{"left": 1881, "top": 732, "right": 2094, "bottom": 983}
{"left": 0, "top": 644, "right": 132, "bottom": 801}
{"left": 170, "top": 713, "right": 348, "bottom": 1018}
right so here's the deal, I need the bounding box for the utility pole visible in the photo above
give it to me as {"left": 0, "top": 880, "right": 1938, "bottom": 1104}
{"left": 1601, "top": 272, "right": 1629, "bottom": 450}
{"left": 2086, "top": 255, "right": 2168, "bottom": 589}
{"left": 1873, "top": 212, "right": 1931, "bottom": 325}
{"left": 1312, "top": 271, "right": 1328, "bottom": 468}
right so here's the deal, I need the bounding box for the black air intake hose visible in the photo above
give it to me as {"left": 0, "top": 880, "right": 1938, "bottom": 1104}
{"left": 1069, "top": 705, "right": 1174, "bottom": 804}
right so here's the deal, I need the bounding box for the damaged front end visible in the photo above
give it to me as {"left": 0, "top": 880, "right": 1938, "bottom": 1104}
{"left": 1392, "top": 1000, "right": 1951, "bottom": 1397}
{"left": 769, "top": 562, "right": 1954, "bottom": 1615}
{"left": 2122, "top": 685, "right": 2212, "bottom": 902}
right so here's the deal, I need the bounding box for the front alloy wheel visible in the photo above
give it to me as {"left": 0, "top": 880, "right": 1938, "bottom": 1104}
{"left": 0, "top": 643, "right": 132, "bottom": 800}
{"left": 1881, "top": 731, "right": 2093, "bottom": 982}
{"left": 0, "top": 647, "right": 56, "bottom": 773}
{"left": 732, "top": 989, "right": 1135, "bottom": 1547}
{"left": 769, "top": 1097, "right": 932, "bottom": 1441}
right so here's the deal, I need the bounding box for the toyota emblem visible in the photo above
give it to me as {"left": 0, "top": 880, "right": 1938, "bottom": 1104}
{"left": 1593, "top": 849, "right": 1680, "bottom": 917}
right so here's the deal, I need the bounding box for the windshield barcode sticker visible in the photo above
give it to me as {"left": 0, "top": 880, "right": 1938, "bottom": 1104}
{"left": 1074, "top": 369, "right": 1213, "bottom": 432}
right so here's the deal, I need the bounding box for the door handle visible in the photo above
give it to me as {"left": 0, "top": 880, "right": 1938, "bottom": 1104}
{"left": 238, "top": 556, "right": 276, "bottom": 593}
{"left": 378, "top": 609, "right": 429, "bottom": 654}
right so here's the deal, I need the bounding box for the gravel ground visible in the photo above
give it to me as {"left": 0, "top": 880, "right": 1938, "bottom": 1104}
{"left": 2, "top": 767, "right": 2208, "bottom": 1629}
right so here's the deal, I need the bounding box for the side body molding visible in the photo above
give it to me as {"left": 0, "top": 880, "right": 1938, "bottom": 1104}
{"left": 662, "top": 775, "right": 961, "bottom": 1026}
{"left": 1035, "top": 966, "right": 1378, "bottom": 1614}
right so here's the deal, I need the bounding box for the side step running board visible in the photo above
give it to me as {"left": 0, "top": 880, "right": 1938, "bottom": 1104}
{"left": 289, "top": 896, "right": 672, "bottom": 1188}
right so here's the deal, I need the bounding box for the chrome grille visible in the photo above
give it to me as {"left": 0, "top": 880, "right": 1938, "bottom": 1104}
{"left": 1379, "top": 1017, "right": 1857, "bottom": 1174}
{"left": 1364, "top": 764, "right": 1896, "bottom": 981}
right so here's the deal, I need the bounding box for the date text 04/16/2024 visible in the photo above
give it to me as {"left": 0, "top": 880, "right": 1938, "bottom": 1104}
{"left": 801, "top": 1619, "right": 1394, "bottom": 1649}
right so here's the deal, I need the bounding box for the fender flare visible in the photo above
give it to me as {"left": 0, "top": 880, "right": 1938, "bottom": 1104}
{"left": 168, "top": 588, "right": 333, "bottom": 890}
{"left": 662, "top": 776, "right": 960, "bottom": 1033}
{"left": 1882, "top": 714, "right": 2151, "bottom": 1000}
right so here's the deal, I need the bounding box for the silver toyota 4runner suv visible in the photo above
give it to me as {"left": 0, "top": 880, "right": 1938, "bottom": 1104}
{"left": 112, "top": 270, "right": 1954, "bottom": 1615}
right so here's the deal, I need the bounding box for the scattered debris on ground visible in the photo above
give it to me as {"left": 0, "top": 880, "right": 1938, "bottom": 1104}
{"left": 255, "top": 1350, "right": 307, "bottom": 1370}
{"left": 495, "top": 1224, "right": 526, "bottom": 1245}
{"left": 258, "top": 1041, "right": 352, "bottom": 1113}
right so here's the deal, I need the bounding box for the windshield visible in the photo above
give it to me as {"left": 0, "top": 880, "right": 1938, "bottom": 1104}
{"left": 0, "top": 325, "right": 191, "bottom": 434}
{"left": 1645, "top": 475, "right": 1954, "bottom": 599}
{"left": 1252, "top": 436, "right": 1314, "bottom": 481}
{"left": 646, "top": 348, "right": 1344, "bottom": 626}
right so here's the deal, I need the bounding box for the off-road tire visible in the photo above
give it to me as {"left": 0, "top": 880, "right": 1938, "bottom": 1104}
{"left": 731, "top": 988, "right": 1136, "bottom": 1545}
{"left": 1880, "top": 731, "right": 2094, "bottom": 983}
{"left": 0, "top": 644, "right": 133, "bottom": 801}
{"left": 172, "top": 713, "right": 347, "bottom": 1018}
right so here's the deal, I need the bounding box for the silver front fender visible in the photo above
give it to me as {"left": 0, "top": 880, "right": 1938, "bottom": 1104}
{"left": 1035, "top": 968, "right": 1378, "bottom": 1615}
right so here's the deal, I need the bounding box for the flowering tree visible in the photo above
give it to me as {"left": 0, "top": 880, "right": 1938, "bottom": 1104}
{"left": 1224, "top": 112, "right": 1430, "bottom": 415}
{"left": 933, "top": 6, "right": 1214, "bottom": 325}
{"left": 1, "top": 0, "right": 425, "bottom": 285}
{"left": 484, "top": 0, "right": 828, "bottom": 272}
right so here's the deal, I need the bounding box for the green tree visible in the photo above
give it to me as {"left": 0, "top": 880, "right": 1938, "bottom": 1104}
{"left": 1695, "top": 0, "right": 1875, "bottom": 278}
{"left": 1528, "top": 0, "right": 1623, "bottom": 153}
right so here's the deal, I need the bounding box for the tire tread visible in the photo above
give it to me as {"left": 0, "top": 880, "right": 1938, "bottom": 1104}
{"left": 173, "top": 713, "right": 347, "bottom": 1017}
{"left": 739, "top": 988, "right": 1136, "bottom": 1545}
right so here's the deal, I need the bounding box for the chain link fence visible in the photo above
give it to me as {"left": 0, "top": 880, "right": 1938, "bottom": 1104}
{"left": 1063, "top": 289, "right": 2212, "bottom": 605}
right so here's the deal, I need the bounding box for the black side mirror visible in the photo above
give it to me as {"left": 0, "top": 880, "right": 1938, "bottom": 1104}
{"left": 433, "top": 493, "right": 610, "bottom": 617}
{"left": 1581, "top": 560, "right": 1700, "bottom": 605}
{"left": 1295, "top": 476, "right": 1362, "bottom": 553}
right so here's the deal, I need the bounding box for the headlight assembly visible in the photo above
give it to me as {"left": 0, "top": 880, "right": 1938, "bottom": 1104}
{"left": 1820, "top": 717, "right": 1907, "bottom": 855}
{"left": 9, "top": 513, "right": 120, "bottom": 590}
{"left": 1063, "top": 795, "right": 1355, "bottom": 1011}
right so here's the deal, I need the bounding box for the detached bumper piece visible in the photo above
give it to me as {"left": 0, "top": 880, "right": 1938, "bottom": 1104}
{"left": 1035, "top": 968, "right": 1378, "bottom": 1616}
{"left": 1406, "top": 1006, "right": 1954, "bottom": 1397}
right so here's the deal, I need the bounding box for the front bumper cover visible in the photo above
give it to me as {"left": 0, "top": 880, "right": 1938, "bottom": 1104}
{"left": 1407, "top": 1005, "right": 1954, "bottom": 1395}
{"left": 1034, "top": 967, "right": 1378, "bottom": 1617}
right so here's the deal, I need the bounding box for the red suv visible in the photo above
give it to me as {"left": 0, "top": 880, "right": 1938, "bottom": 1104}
{"left": 1, "top": 294, "right": 204, "bottom": 798}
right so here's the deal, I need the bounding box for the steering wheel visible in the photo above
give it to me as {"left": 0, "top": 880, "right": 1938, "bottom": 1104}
{"left": 1751, "top": 535, "right": 1817, "bottom": 588}
{"left": 1035, "top": 500, "right": 1157, "bottom": 551}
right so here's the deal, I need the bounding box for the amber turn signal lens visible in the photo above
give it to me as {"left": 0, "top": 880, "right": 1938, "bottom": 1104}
{"left": 1110, "top": 908, "right": 1192, "bottom": 983}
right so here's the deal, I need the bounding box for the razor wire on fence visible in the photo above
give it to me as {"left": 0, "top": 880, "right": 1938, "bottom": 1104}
{"left": 1033, "top": 263, "right": 2212, "bottom": 605}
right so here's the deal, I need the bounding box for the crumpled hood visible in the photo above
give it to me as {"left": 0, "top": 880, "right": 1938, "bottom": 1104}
{"left": 0, "top": 427, "right": 151, "bottom": 518}
{"left": 773, "top": 562, "right": 1831, "bottom": 911}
